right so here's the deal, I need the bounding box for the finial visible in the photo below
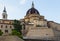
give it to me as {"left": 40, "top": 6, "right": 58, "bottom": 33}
{"left": 3, "top": 6, "right": 6, "bottom": 12}
{"left": 32, "top": 1, "right": 34, "bottom": 8}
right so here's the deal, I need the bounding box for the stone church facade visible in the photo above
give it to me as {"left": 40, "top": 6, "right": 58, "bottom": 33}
{"left": 21, "top": 2, "right": 60, "bottom": 41}
{"left": 0, "top": 2, "right": 60, "bottom": 41}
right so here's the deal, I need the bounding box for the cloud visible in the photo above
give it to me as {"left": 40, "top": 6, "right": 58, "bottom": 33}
{"left": 20, "top": 0, "right": 27, "bottom": 4}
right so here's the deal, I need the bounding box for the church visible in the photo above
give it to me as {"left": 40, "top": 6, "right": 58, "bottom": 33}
{"left": 0, "top": 7, "right": 14, "bottom": 35}
{"left": 0, "top": 2, "right": 60, "bottom": 41}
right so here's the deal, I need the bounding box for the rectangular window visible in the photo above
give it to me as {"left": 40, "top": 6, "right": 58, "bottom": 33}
{"left": 1, "top": 25, "right": 3, "bottom": 28}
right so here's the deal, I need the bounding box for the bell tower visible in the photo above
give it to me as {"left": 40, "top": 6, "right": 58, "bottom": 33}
{"left": 2, "top": 7, "right": 8, "bottom": 20}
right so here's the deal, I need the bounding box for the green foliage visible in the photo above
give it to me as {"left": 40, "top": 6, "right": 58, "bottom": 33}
{"left": 13, "top": 20, "right": 22, "bottom": 32}
{"left": 12, "top": 20, "right": 23, "bottom": 39}
{"left": 0, "top": 30, "right": 3, "bottom": 36}
{"left": 12, "top": 29, "right": 23, "bottom": 39}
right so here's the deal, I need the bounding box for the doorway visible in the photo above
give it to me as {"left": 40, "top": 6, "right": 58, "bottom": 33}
{"left": 5, "top": 30, "right": 8, "bottom": 33}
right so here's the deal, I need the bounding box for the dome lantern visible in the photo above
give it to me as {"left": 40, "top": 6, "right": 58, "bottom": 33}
{"left": 32, "top": 2, "right": 34, "bottom": 8}
{"left": 26, "top": 2, "right": 40, "bottom": 16}
{"left": 3, "top": 6, "right": 6, "bottom": 12}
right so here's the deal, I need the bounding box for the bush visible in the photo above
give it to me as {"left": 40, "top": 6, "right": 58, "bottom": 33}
{"left": 12, "top": 20, "right": 23, "bottom": 39}
{"left": 12, "top": 29, "right": 23, "bottom": 39}
{"left": 0, "top": 30, "right": 3, "bottom": 36}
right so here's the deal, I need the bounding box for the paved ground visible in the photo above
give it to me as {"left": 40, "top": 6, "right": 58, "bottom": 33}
{"left": 0, "top": 35, "right": 24, "bottom": 41}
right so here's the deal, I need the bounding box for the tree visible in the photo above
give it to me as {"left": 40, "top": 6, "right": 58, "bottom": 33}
{"left": 13, "top": 20, "right": 22, "bottom": 33}
{"left": 0, "top": 30, "right": 3, "bottom": 36}
{"left": 12, "top": 20, "right": 23, "bottom": 39}
{"left": 12, "top": 29, "right": 23, "bottom": 39}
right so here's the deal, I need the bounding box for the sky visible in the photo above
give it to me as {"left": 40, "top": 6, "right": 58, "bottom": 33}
{"left": 0, "top": 0, "right": 60, "bottom": 23}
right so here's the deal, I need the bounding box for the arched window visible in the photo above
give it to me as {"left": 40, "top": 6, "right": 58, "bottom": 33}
{"left": 5, "top": 30, "right": 8, "bottom": 33}
{"left": 1, "top": 25, "right": 3, "bottom": 28}
{"left": 10, "top": 26, "right": 12, "bottom": 28}
{"left": 3, "top": 15, "right": 5, "bottom": 18}
{"left": 5, "top": 25, "right": 7, "bottom": 28}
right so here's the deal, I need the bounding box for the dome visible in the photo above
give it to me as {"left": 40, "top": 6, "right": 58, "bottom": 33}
{"left": 26, "top": 8, "right": 40, "bottom": 15}
{"left": 26, "top": 2, "right": 40, "bottom": 16}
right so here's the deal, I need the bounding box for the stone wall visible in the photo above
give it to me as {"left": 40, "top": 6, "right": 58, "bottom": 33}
{"left": 0, "top": 24, "right": 14, "bottom": 35}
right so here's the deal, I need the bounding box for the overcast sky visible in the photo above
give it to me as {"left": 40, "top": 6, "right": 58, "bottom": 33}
{"left": 0, "top": 0, "right": 60, "bottom": 23}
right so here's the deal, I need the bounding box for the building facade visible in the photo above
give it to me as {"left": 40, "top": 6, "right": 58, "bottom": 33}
{"left": 0, "top": 7, "right": 14, "bottom": 35}
{"left": 21, "top": 2, "right": 60, "bottom": 41}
